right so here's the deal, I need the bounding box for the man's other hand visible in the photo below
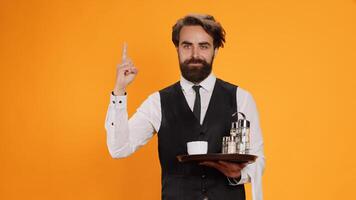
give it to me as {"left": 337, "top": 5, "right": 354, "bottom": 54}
{"left": 200, "top": 161, "right": 247, "bottom": 178}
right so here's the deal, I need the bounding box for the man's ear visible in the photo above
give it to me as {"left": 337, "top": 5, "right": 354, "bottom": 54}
{"left": 214, "top": 48, "right": 219, "bottom": 57}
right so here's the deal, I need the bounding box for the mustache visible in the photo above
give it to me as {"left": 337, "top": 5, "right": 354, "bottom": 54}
{"left": 183, "top": 58, "right": 207, "bottom": 65}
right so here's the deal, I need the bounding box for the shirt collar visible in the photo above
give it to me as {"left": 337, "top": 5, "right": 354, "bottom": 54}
{"left": 180, "top": 72, "right": 216, "bottom": 93}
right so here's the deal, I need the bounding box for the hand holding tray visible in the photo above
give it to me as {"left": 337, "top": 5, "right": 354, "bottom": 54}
{"left": 177, "top": 153, "right": 257, "bottom": 164}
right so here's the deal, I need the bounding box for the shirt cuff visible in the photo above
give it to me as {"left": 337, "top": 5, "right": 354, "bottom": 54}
{"left": 226, "top": 170, "right": 249, "bottom": 186}
{"left": 110, "top": 92, "right": 127, "bottom": 109}
{"left": 237, "top": 170, "right": 249, "bottom": 184}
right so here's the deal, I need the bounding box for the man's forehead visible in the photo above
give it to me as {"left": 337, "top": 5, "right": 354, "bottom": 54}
{"left": 179, "top": 25, "right": 213, "bottom": 44}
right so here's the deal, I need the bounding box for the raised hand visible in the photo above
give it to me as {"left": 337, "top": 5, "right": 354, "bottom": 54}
{"left": 113, "top": 42, "right": 138, "bottom": 95}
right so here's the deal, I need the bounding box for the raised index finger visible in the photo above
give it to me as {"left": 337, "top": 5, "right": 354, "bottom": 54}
{"left": 121, "top": 42, "right": 128, "bottom": 62}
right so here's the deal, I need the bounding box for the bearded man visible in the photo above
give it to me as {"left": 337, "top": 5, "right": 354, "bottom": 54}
{"left": 105, "top": 14, "right": 265, "bottom": 200}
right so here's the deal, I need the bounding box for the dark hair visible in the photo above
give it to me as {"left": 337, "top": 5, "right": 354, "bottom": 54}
{"left": 172, "top": 14, "right": 226, "bottom": 49}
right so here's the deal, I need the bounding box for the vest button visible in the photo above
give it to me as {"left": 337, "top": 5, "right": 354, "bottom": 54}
{"left": 203, "top": 195, "right": 208, "bottom": 200}
{"left": 201, "top": 174, "right": 206, "bottom": 179}
{"left": 202, "top": 188, "right": 207, "bottom": 193}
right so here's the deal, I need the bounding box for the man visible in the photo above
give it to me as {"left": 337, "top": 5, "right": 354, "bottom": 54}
{"left": 105, "top": 14, "right": 265, "bottom": 200}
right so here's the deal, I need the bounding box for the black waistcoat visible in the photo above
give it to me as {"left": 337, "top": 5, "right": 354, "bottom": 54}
{"left": 158, "top": 78, "right": 245, "bottom": 200}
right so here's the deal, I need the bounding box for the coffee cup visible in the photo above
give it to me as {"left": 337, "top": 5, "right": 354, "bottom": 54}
{"left": 187, "top": 141, "right": 208, "bottom": 155}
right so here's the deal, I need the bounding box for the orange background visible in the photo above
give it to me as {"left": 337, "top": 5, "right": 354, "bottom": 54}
{"left": 1, "top": 0, "right": 355, "bottom": 199}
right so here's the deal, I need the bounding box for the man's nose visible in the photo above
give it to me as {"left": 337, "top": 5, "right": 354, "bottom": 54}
{"left": 191, "top": 46, "right": 200, "bottom": 58}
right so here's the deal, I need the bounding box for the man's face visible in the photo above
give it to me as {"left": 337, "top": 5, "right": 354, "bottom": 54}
{"left": 177, "top": 25, "right": 217, "bottom": 83}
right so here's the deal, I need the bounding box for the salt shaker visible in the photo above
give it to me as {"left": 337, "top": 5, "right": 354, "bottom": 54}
{"left": 222, "top": 122, "right": 239, "bottom": 154}
{"left": 237, "top": 117, "right": 250, "bottom": 154}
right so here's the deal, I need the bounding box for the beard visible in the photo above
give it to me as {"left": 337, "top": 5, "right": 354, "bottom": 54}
{"left": 179, "top": 56, "right": 213, "bottom": 83}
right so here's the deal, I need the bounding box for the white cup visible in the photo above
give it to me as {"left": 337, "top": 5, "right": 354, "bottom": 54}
{"left": 187, "top": 141, "right": 208, "bottom": 155}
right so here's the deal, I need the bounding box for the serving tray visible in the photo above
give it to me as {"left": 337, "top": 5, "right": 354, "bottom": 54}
{"left": 177, "top": 153, "right": 257, "bottom": 164}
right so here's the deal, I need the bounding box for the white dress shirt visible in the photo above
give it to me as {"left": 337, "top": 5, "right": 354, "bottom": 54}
{"left": 105, "top": 73, "right": 265, "bottom": 200}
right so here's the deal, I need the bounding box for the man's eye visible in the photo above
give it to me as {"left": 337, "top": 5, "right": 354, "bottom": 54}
{"left": 200, "top": 45, "right": 209, "bottom": 49}
{"left": 183, "top": 44, "right": 191, "bottom": 49}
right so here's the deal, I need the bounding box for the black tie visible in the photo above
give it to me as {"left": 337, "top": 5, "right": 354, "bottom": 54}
{"left": 192, "top": 85, "right": 202, "bottom": 123}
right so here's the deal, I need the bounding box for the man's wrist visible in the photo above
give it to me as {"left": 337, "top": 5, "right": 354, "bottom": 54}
{"left": 234, "top": 175, "right": 242, "bottom": 182}
{"left": 112, "top": 88, "right": 127, "bottom": 96}
{"left": 227, "top": 175, "right": 242, "bottom": 186}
